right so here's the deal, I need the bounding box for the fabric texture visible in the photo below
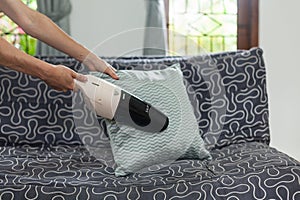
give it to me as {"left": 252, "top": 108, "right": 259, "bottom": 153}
{"left": 100, "top": 64, "right": 211, "bottom": 176}
{"left": 0, "top": 50, "right": 299, "bottom": 199}
{"left": 143, "top": 0, "right": 168, "bottom": 55}
{"left": 184, "top": 48, "right": 269, "bottom": 149}
{"left": 103, "top": 48, "right": 270, "bottom": 150}
{"left": 0, "top": 142, "right": 299, "bottom": 199}
{"left": 0, "top": 48, "right": 268, "bottom": 150}
{"left": 36, "top": 0, "right": 72, "bottom": 56}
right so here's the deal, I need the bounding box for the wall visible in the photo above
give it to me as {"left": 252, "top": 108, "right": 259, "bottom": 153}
{"left": 70, "top": 0, "right": 145, "bottom": 56}
{"left": 260, "top": 0, "right": 300, "bottom": 160}
{"left": 70, "top": 1, "right": 300, "bottom": 160}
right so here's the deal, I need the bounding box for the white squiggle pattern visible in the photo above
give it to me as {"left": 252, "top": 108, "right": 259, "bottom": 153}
{"left": 0, "top": 49, "right": 299, "bottom": 198}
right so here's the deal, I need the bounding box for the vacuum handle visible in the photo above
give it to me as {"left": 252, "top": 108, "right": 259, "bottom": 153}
{"left": 74, "top": 75, "right": 121, "bottom": 120}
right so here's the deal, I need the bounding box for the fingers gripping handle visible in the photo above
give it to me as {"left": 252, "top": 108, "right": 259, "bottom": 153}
{"left": 74, "top": 75, "right": 121, "bottom": 120}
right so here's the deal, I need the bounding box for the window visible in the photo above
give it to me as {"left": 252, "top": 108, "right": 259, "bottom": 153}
{"left": 166, "top": 0, "right": 258, "bottom": 54}
{"left": 0, "top": 0, "right": 37, "bottom": 55}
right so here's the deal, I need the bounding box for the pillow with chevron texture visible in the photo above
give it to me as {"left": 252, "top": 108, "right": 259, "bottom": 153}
{"left": 100, "top": 63, "right": 211, "bottom": 176}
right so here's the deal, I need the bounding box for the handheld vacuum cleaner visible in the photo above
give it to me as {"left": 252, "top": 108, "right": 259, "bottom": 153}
{"left": 75, "top": 75, "right": 169, "bottom": 133}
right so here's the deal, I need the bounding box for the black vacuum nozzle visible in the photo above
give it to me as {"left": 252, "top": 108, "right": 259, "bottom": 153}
{"left": 113, "top": 91, "right": 169, "bottom": 133}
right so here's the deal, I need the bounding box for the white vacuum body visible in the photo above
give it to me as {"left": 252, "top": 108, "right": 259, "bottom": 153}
{"left": 75, "top": 75, "right": 169, "bottom": 133}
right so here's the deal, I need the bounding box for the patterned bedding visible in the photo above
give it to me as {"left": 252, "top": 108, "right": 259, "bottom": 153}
{"left": 0, "top": 48, "right": 299, "bottom": 199}
{"left": 0, "top": 142, "right": 298, "bottom": 199}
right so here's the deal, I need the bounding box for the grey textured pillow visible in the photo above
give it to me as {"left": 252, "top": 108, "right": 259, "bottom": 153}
{"left": 100, "top": 64, "right": 211, "bottom": 176}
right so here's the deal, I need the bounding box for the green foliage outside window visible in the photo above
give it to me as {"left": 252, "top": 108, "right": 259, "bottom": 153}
{"left": 0, "top": 0, "right": 37, "bottom": 55}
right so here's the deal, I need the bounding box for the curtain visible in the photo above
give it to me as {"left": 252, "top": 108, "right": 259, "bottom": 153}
{"left": 36, "top": 0, "right": 72, "bottom": 56}
{"left": 143, "top": 0, "right": 168, "bottom": 56}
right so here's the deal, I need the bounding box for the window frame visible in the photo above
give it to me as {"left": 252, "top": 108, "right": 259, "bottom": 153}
{"left": 237, "top": 0, "right": 259, "bottom": 49}
{"left": 164, "top": 0, "right": 259, "bottom": 51}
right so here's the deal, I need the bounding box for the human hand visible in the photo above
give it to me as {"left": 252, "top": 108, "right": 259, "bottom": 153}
{"left": 43, "top": 64, "right": 87, "bottom": 92}
{"left": 82, "top": 53, "right": 119, "bottom": 80}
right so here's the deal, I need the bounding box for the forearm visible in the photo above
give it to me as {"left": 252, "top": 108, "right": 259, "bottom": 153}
{"left": 25, "top": 12, "right": 91, "bottom": 62}
{"left": 0, "top": 37, "right": 84, "bottom": 91}
{"left": 0, "top": 0, "right": 118, "bottom": 80}
{"left": 27, "top": 14, "right": 112, "bottom": 73}
{"left": 0, "top": 37, "right": 53, "bottom": 80}
{"left": 1, "top": 0, "right": 91, "bottom": 62}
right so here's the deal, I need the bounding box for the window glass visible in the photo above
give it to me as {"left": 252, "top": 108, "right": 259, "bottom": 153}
{"left": 168, "top": 0, "right": 237, "bottom": 54}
